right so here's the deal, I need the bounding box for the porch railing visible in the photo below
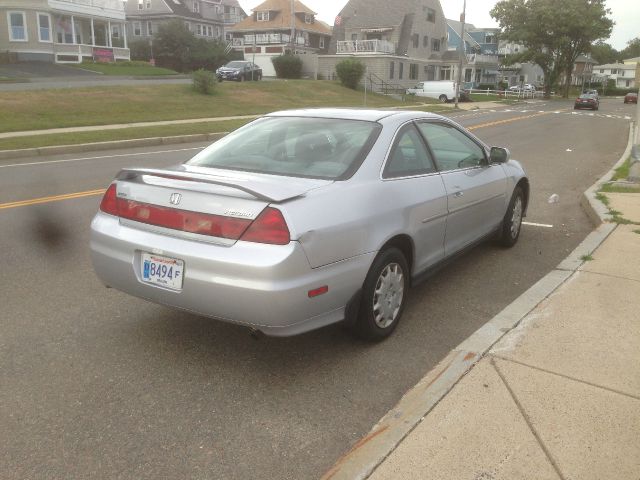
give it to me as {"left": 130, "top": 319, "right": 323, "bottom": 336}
{"left": 336, "top": 40, "right": 395, "bottom": 55}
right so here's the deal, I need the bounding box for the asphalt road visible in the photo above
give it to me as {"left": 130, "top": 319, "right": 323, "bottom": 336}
{"left": 0, "top": 98, "right": 634, "bottom": 479}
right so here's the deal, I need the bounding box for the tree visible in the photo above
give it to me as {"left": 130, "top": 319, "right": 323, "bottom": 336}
{"left": 491, "top": 0, "right": 613, "bottom": 98}
{"left": 590, "top": 41, "right": 619, "bottom": 65}
{"left": 154, "top": 20, "right": 195, "bottom": 72}
{"left": 620, "top": 37, "right": 640, "bottom": 59}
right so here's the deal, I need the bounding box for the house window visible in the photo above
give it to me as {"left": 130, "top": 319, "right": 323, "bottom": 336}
{"left": 412, "top": 34, "right": 419, "bottom": 48}
{"left": 133, "top": 22, "right": 142, "bottom": 36}
{"left": 138, "top": 1, "right": 143, "bottom": 10}
{"left": 390, "top": 61, "right": 394, "bottom": 79}
{"left": 257, "top": 11, "right": 269, "bottom": 21}
{"left": 146, "top": 0, "right": 151, "bottom": 8}
{"left": 319, "top": 36, "right": 325, "bottom": 49}
{"left": 426, "top": 8, "right": 436, "bottom": 23}
{"left": 37, "top": 13, "right": 51, "bottom": 42}
{"left": 485, "top": 34, "right": 495, "bottom": 43}
{"left": 351, "top": 33, "right": 358, "bottom": 41}
{"left": 600, "top": 69, "right": 604, "bottom": 73}
{"left": 620, "top": 70, "right": 624, "bottom": 77}
{"left": 409, "top": 63, "right": 418, "bottom": 80}
{"left": 425, "top": 65, "right": 436, "bottom": 80}
{"left": 464, "top": 68, "right": 472, "bottom": 82}
{"left": 185, "top": 22, "right": 191, "bottom": 31}
{"left": 8, "top": 11, "right": 27, "bottom": 41}
{"left": 423, "top": 35, "right": 428, "bottom": 48}
{"left": 196, "top": 24, "right": 202, "bottom": 35}
{"left": 440, "top": 66, "right": 451, "bottom": 80}
{"left": 216, "top": 26, "right": 221, "bottom": 37}
{"left": 305, "top": 14, "right": 312, "bottom": 24}
{"left": 147, "top": 21, "right": 153, "bottom": 35}
{"left": 208, "top": 25, "right": 213, "bottom": 37}
{"left": 112, "top": 25, "right": 120, "bottom": 39}
{"left": 431, "top": 38, "right": 440, "bottom": 52}
{"left": 399, "top": 62, "right": 404, "bottom": 79}
{"left": 611, "top": 69, "right": 617, "bottom": 74}
{"left": 193, "top": 1, "right": 200, "bottom": 13}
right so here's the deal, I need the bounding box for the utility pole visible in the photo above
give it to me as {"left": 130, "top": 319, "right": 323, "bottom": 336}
{"left": 290, "top": 0, "right": 295, "bottom": 53}
{"left": 454, "top": 0, "right": 466, "bottom": 109}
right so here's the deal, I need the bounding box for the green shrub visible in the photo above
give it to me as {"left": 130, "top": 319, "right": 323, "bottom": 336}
{"left": 129, "top": 39, "right": 152, "bottom": 61}
{"left": 478, "top": 83, "right": 497, "bottom": 90}
{"left": 192, "top": 69, "right": 216, "bottom": 94}
{"left": 335, "top": 59, "right": 365, "bottom": 89}
{"left": 271, "top": 54, "right": 303, "bottom": 79}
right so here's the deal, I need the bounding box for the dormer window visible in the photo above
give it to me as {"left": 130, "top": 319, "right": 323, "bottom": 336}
{"left": 426, "top": 7, "right": 435, "bottom": 23}
{"left": 257, "top": 11, "right": 269, "bottom": 21}
{"left": 304, "top": 14, "right": 312, "bottom": 24}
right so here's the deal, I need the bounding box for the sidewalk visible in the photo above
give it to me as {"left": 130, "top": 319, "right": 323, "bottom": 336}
{"left": 370, "top": 217, "right": 640, "bottom": 479}
{"left": 324, "top": 122, "right": 640, "bottom": 480}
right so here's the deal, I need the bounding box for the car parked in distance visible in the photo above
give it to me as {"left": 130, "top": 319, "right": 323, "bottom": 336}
{"left": 406, "top": 81, "right": 469, "bottom": 102}
{"left": 91, "top": 109, "right": 529, "bottom": 340}
{"left": 216, "top": 61, "right": 262, "bottom": 82}
{"left": 624, "top": 92, "right": 638, "bottom": 104}
{"left": 509, "top": 84, "right": 536, "bottom": 92}
{"left": 574, "top": 93, "right": 599, "bottom": 110}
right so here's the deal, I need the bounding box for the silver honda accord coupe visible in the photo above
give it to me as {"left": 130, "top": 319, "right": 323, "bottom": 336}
{"left": 91, "top": 109, "right": 528, "bottom": 340}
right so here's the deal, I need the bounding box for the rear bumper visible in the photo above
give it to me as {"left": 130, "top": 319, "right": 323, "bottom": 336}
{"left": 90, "top": 212, "right": 373, "bottom": 336}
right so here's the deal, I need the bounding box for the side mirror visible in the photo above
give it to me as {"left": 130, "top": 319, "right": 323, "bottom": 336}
{"left": 490, "top": 146, "right": 510, "bottom": 164}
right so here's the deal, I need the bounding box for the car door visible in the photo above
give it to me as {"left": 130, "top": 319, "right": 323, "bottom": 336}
{"left": 416, "top": 121, "right": 507, "bottom": 256}
{"left": 381, "top": 123, "right": 448, "bottom": 275}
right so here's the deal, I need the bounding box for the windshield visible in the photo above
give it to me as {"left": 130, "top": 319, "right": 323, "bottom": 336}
{"left": 225, "top": 61, "right": 247, "bottom": 68}
{"left": 186, "top": 117, "right": 382, "bottom": 180}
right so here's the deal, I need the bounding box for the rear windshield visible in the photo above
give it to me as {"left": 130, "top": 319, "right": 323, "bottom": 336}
{"left": 186, "top": 117, "right": 382, "bottom": 180}
{"left": 224, "top": 61, "right": 247, "bottom": 68}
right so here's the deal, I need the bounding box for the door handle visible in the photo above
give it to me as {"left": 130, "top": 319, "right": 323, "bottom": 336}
{"left": 453, "top": 190, "right": 464, "bottom": 198}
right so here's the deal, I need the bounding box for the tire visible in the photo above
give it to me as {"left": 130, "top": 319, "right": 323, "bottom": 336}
{"left": 351, "top": 247, "right": 409, "bottom": 341}
{"left": 438, "top": 94, "right": 448, "bottom": 103}
{"left": 498, "top": 186, "right": 524, "bottom": 248}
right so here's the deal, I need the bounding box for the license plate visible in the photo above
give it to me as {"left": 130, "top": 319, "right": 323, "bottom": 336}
{"left": 141, "top": 253, "right": 184, "bottom": 290}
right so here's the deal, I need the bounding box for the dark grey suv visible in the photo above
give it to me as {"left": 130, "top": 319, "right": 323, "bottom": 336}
{"left": 216, "top": 61, "right": 262, "bottom": 82}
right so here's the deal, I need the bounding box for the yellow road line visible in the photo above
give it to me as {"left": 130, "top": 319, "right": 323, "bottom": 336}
{"left": 1, "top": 110, "right": 559, "bottom": 211}
{"left": 0, "top": 188, "right": 105, "bottom": 210}
{"left": 468, "top": 111, "right": 554, "bottom": 131}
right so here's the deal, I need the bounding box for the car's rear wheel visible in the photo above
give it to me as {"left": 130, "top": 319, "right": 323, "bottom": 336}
{"left": 352, "top": 247, "right": 408, "bottom": 341}
{"left": 438, "top": 95, "right": 448, "bottom": 103}
{"left": 499, "top": 186, "right": 524, "bottom": 247}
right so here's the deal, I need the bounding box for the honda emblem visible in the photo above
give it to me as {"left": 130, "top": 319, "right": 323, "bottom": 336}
{"left": 169, "top": 193, "right": 182, "bottom": 205}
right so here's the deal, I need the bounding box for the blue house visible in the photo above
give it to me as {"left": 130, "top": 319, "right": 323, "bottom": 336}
{"left": 446, "top": 19, "right": 499, "bottom": 87}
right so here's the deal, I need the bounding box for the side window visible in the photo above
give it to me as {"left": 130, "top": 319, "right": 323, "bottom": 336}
{"left": 417, "top": 122, "right": 486, "bottom": 171}
{"left": 383, "top": 125, "right": 436, "bottom": 178}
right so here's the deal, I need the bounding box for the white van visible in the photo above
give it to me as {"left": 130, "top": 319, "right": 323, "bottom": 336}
{"left": 406, "top": 81, "right": 461, "bottom": 103}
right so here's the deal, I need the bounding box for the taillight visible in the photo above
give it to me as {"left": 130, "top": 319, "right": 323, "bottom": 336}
{"left": 99, "top": 183, "right": 118, "bottom": 215}
{"left": 117, "top": 200, "right": 252, "bottom": 239}
{"left": 240, "top": 207, "right": 290, "bottom": 245}
{"left": 99, "top": 186, "right": 290, "bottom": 245}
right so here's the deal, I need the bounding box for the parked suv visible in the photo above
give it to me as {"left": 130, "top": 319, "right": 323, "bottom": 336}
{"left": 216, "top": 61, "right": 262, "bottom": 82}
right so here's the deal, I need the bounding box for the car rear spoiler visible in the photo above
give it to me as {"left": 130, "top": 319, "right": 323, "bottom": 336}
{"left": 116, "top": 168, "right": 302, "bottom": 203}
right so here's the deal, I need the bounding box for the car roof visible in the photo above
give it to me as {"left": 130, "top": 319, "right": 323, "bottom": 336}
{"left": 265, "top": 108, "right": 444, "bottom": 123}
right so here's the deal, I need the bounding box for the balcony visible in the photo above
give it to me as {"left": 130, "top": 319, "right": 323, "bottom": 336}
{"left": 48, "top": 0, "right": 125, "bottom": 20}
{"left": 222, "top": 14, "right": 245, "bottom": 25}
{"left": 466, "top": 53, "right": 499, "bottom": 65}
{"left": 236, "top": 34, "right": 309, "bottom": 47}
{"left": 336, "top": 39, "right": 395, "bottom": 55}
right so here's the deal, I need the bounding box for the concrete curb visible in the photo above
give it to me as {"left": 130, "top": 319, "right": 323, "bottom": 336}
{"left": 322, "top": 116, "right": 634, "bottom": 480}
{"left": 0, "top": 132, "right": 228, "bottom": 161}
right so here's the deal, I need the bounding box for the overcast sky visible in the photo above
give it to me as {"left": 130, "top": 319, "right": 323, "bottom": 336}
{"left": 237, "top": 0, "right": 638, "bottom": 51}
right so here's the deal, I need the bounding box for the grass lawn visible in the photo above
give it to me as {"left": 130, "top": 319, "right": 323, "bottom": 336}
{"left": 72, "top": 61, "right": 179, "bottom": 76}
{"left": 0, "top": 80, "right": 424, "bottom": 134}
{"left": 0, "top": 119, "right": 249, "bottom": 151}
